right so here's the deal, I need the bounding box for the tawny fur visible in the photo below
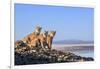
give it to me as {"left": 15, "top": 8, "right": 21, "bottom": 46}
{"left": 38, "top": 31, "right": 48, "bottom": 51}
{"left": 15, "top": 26, "right": 56, "bottom": 51}
{"left": 46, "top": 31, "right": 56, "bottom": 50}
{"left": 21, "top": 26, "right": 42, "bottom": 48}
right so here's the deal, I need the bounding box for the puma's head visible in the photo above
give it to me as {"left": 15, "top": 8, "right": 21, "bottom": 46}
{"left": 34, "top": 26, "right": 42, "bottom": 35}
{"left": 48, "top": 31, "right": 56, "bottom": 37}
{"left": 41, "top": 31, "right": 48, "bottom": 37}
{"left": 44, "top": 31, "right": 48, "bottom": 36}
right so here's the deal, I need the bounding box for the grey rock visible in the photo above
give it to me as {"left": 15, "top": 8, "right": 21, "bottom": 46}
{"left": 15, "top": 42, "right": 94, "bottom": 65}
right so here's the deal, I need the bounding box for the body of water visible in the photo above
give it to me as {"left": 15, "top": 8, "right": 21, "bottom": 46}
{"left": 52, "top": 44, "right": 94, "bottom": 58}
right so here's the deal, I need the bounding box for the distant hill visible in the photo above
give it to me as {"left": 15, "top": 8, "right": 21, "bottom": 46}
{"left": 53, "top": 40, "right": 94, "bottom": 44}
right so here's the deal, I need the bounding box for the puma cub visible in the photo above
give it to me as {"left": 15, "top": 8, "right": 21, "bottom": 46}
{"left": 38, "top": 31, "right": 56, "bottom": 50}
{"left": 38, "top": 31, "right": 48, "bottom": 51}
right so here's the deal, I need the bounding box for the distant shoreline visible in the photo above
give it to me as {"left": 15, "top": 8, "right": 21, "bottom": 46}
{"left": 52, "top": 44, "right": 94, "bottom": 47}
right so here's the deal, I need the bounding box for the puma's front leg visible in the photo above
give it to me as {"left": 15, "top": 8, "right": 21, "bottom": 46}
{"left": 48, "top": 41, "right": 52, "bottom": 50}
{"left": 41, "top": 41, "right": 46, "bottom": 51}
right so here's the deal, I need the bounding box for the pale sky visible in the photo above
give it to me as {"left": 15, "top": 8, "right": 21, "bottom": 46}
{"left": 15, "top": 3, "right": 94, "bottom": 41}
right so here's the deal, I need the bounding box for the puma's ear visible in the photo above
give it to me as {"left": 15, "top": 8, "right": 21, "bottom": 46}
{"left": 44, "top": 30, "right": 47, "bottom": 32}
{"left": 35, "top": 26, "right": 42, "bottom": 30}
{"left": 40, "top": 26, "right": 42, "bottom": 29}
{"left": 44, "top": 30, "right": 48, "bottom": 33}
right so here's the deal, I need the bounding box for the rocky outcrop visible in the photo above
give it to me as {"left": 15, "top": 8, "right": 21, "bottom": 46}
{"left": 15, "top": 42, "right": 94, "bottom": 65}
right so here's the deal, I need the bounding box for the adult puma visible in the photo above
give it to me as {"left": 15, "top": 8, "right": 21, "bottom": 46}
{"left": 46, "top": 31, "right": 56, "bottom": 50}
{"left": 21, "top": 26, "right": 42, "bottom": 47}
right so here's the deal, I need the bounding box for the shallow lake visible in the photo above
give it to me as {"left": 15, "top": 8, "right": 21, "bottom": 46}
{"left": 53, "top": 45, "right": 94, "bottom": 58}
